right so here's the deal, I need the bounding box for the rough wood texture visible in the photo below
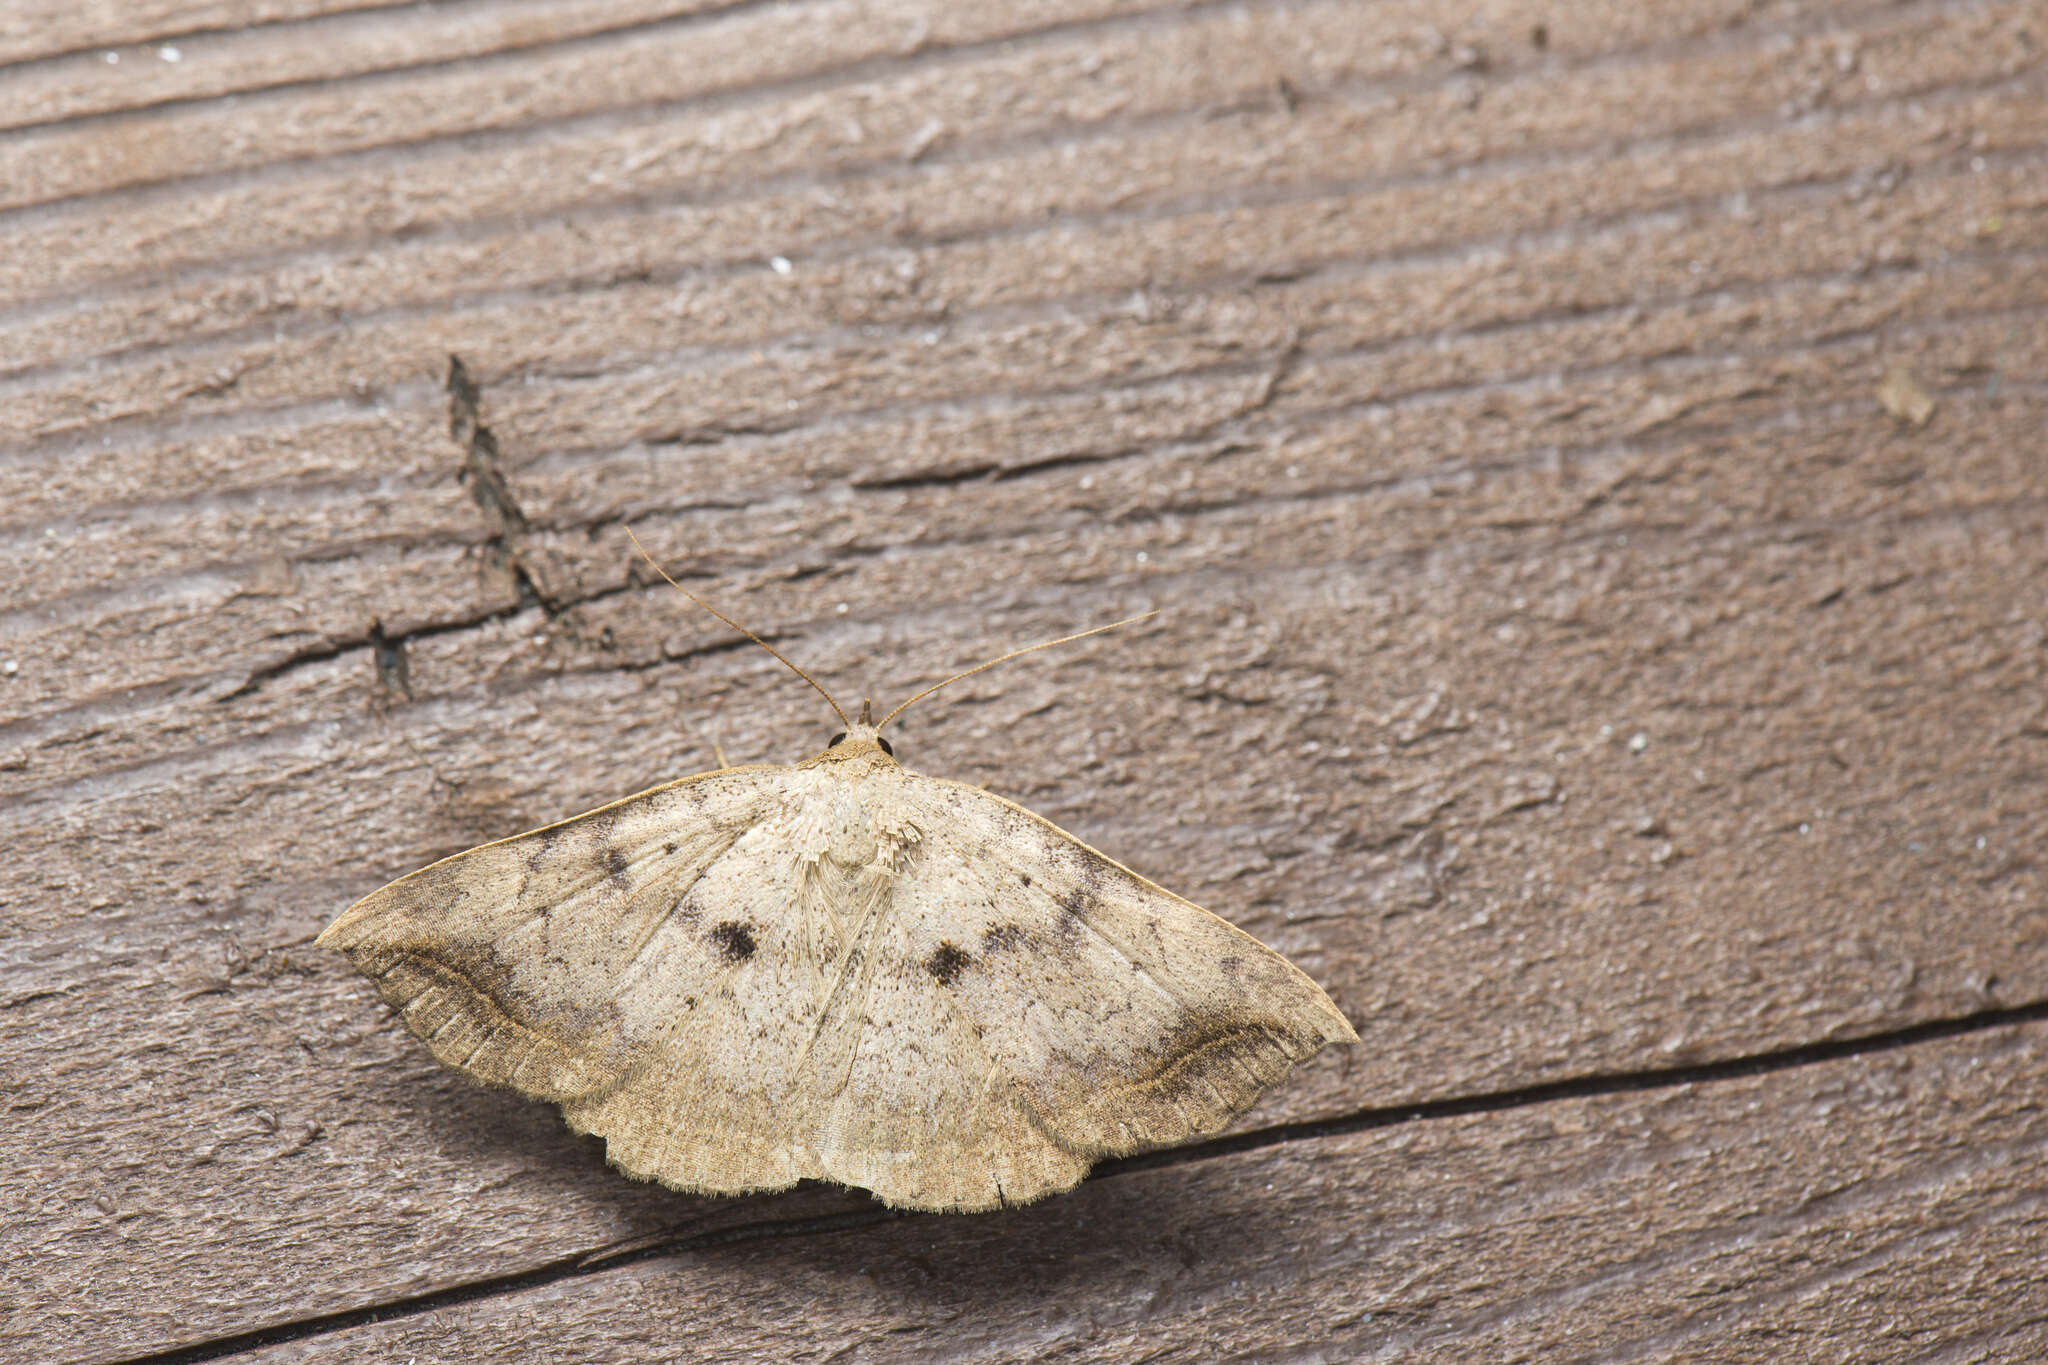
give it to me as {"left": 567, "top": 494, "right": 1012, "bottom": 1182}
{"left": 2, "top": 1, "right": 2043, "bottom": 1361}
{"left": 238, "top": 1025, "right": 2048, "bottom": 1364}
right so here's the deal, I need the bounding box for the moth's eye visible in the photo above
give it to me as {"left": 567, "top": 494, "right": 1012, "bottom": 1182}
{"left": 876, "top": 736, "right": 895, "bottom": 756}
{"left": 827, "top": 732, "right": 846, "bottom": 748}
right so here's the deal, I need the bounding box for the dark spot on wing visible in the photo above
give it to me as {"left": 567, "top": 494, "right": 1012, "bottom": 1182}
{"left": 1059, "top": 886, "right": 1089, "bottom": 920}
{"left": 981, "top": 924, "right": 1027, "bottom": 953}
{"left": 604, "top": 847, "right": 632, "bottom": 882}
{"left": 1019, "top": 872, "right": 1032, "bottom": 888}
{"left": 710, "top": 921, "right": 757, "bottom": 964}
{"left": 926, "top": 941, "right": 973, "bottom": 987}
{"left": 1219, "top": 955, "right": 1242, "bottom": 974}
{"left": 664, "top": 841, "right": 678, "bottom": 856}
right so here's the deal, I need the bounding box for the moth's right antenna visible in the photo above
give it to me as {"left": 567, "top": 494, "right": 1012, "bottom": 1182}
{"left": 625, "top": 526, "right": 852, "bottom": 731}
{"left": 877, "top": 611, "right": 1157, "bottom": 731}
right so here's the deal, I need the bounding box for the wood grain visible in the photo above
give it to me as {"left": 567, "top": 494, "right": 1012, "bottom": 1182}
{"left": 1, "top": 0, "right": 2043, "bottom": 1360}
{"left": 233, "top": 1022, "right": 2048, "bottom": 1364}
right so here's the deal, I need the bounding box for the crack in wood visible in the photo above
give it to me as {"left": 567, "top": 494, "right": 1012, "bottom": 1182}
{"left": 102, "top": 998, "right": 2048, "bottom": 1365}
{"left": 203, "top": 578, "right": 767, "bottom": 709}
{"left": 448, "top": 353, "right": 557, "bottom": 618}
{"left": 19, "top": 279, "right": 2044, "bottom": 672}
{"left": 849, "top": 341, "right": 1295, "bottom": 493}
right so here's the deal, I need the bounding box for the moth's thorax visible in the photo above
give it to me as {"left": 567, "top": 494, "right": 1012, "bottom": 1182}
{"left": 783, "top": 748, "right": 919, "bottom": 869}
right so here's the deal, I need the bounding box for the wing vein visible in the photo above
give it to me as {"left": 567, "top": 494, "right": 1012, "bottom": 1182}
{"left": 611, "top": 823, "right": 754, "bottom": 995}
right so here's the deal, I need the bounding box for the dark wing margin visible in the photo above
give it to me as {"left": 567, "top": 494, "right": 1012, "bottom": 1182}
{"left": 317, "top": 766, "right": 782, "bottom": 1103}
{"left": 901, "top": 775, "right": 1356, "bottom": 1157}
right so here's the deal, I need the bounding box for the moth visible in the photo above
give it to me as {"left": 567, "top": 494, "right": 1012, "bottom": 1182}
{"left": 320, "top": 546, "right": 1356, "bottom": 1212}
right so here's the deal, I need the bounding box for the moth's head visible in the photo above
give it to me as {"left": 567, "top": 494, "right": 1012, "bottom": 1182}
{"left": 811, "top": 698, "right": 898, "bottom": 765}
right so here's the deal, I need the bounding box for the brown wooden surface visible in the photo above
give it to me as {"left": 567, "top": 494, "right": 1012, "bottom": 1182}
{"left": 239, "top": 1024, "right": 2048, "bottom": 1364}
{"left": 2, "top": 1, "right": 2043, "bottom": 1361}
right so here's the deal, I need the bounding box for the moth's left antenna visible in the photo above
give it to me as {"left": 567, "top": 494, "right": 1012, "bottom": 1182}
{"left": 625, "top": 526, "right": 852, "bottom": 731}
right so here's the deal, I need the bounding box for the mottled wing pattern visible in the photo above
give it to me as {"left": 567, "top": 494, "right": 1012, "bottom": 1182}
{"left": 893, "top": 774, "right": 1358, "bottom": 1167}
{"left": 547, "top": 783, "right": 863, "bottom": 1199}
{"left": 317, "top": 766, "right": 793, "bottom": 1128}
{"left": 322, "top": 760, "right": 1086, "bottom": 1207}
{"left": 553, "top": 762, "right": 1115, "bottom": 1211}
{"left": 323, "top": 751, "right": 1355, "bottom": 1213}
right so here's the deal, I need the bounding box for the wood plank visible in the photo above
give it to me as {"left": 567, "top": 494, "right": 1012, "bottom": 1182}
{"left": 2, "top": 2, "right": 733, "bottom": 132}
{"left": 1, "top": 0, "right": 2043, "bottom": 1359}
{"left": 10, "top": 87, "right": 2043, "bottom": 711}
{"left": 0, "top": 0, "right": 405, "bottom": 68}
{"left": 6, "top": 380, "right": 2043, "bottom": 1358}
{"left": 229, "top": 1023, "right": 2048, "bottom": 1363}
{"left": 0, "top": 0, "right": 1946, "bottom": 303}
{"left": 0, "top": 0, "right": 1167, "bottom": 214}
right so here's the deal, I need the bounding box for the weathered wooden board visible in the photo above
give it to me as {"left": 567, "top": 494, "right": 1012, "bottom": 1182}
{"left": 237, "top": 1024, "right": 2048, "bottom": 1363}
{"left": 1, "top": 0, "right": 2043, "bottom": 1361}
